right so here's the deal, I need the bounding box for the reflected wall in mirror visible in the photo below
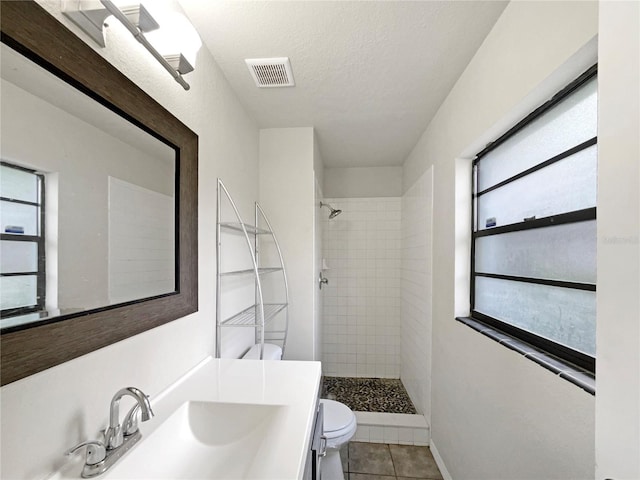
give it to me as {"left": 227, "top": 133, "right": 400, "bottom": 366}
{"left": 0, "top": 0, "right": 198, "bottom": 386}
{"left": 1, "top": 44, "right": 177, "bottom": 330}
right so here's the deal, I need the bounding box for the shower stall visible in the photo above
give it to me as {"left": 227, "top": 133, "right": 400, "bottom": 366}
{"left": 320, "top": 197, "right": 403, "bottom": 381}
{"left": 318, "top": 167, "right": 433, "bottom": 445}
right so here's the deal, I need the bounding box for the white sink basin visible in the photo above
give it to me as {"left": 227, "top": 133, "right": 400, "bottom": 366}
{"left": 104, "top": 401, "right": 290, "bottom": 479}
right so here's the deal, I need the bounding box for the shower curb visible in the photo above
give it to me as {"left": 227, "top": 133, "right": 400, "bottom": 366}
{"left": 353, "top": 411, "right": 430, "bottom": 446}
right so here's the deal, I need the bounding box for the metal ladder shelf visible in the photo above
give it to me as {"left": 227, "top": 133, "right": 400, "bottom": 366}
{"left": 216, "top": 179, "right": 290, "bottom": 359}
{"left": 219, "top": 222, "right": 271, "bottom": 235}
{"left": 219, "top": 303, "right": 288, "bottom": 327}
{"left": 219, "top": 267, "right": 283, "bottom": 277}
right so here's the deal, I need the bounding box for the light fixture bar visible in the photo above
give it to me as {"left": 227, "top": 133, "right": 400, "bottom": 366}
{"left": 99, "top": 0, "right": 191, "bottom": 90}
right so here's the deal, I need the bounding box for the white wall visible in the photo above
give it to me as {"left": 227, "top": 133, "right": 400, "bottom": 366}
{"left": 314, "top": 138, "right": 325, "bottom": 196}
{"left": 324, "top": 166, "right": 402, "bottom": 198}
{"left": 0, "top": 1, "right": 260, "bottom": 478}
{"left": 321, "top": 197, "right": 402, "bottom": 378}
{"left": 259, "top": 127, "right": 318, "bottom": 361}
{"left": 313, "top": 138, "right": 325, "bottom": 362}
{"left": 314, "top": 177, "right": 324, "bottom": 363}
{"left": 400, "top": 167, "right": 433, "bottom": 418}
{"left": 402, "top": 2, "right": 598, "bottom": 479}
{"left": 595, "top": 1, "right": 640, "bottom": 478}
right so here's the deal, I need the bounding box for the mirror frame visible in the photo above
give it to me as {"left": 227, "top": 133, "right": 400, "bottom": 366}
{"left": 0, "top": 1, "right": 198, "bottom": 386}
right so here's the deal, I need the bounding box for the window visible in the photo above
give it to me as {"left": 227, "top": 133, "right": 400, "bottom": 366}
{"left": 0, "top": 161, "right": 46, "bottom": 318}
{"left": 471, "top": 65, "right": 597, "bottom": 373}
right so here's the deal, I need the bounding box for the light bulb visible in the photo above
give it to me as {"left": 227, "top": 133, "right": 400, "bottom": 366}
{"left": 145, "top": 11, "right": 202, "bottom": 69}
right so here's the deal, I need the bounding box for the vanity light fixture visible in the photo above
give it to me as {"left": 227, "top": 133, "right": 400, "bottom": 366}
{"left": 62, "top": 1, "right": 195, "bottom": 90}
{"left": 62, "top": 1, "right": 159, "bottom": 48}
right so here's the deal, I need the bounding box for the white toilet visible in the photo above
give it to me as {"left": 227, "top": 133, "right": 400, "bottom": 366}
{"left": 319, "top": 398, "right": 357, "bottom": 480}
{"left": 242, "top": 344, "right": 357, "bottom": 480}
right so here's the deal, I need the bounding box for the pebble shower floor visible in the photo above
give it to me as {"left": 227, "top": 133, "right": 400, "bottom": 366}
{"left": 322, "top": 377, "right": 417, "bottom": 414}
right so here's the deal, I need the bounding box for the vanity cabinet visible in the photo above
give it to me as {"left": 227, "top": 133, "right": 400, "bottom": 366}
{"left": 307, "top": 401, "right": 326, "bottom": 480}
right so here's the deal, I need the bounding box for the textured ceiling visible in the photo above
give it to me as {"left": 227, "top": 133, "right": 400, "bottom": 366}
{"left": 179, "top": 1, "right": 508, "bottom": 167}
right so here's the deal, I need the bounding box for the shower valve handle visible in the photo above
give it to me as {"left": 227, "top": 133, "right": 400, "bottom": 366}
{"left": 319, "top": 273, "right": 329, "bottom": 289}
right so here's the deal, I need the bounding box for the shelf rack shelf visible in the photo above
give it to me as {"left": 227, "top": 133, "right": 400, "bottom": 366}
{"left": 219, "top": 222, "right": 271, "bottom": 235}
{"left": 215, "top": 179, "right": 289, "bottom": 359}
{"left": 219, "top": 267, "right": 283, "bottom": 277}
{"left": 219, "top": 303, "right": 288, "bottom": 327}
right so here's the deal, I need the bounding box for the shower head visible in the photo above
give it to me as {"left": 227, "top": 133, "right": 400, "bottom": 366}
{"left": 320, "top": 202, "right": 342, "bottom": 219}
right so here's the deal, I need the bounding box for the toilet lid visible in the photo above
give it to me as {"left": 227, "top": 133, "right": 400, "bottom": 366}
{"left": 320, "top": 399, "right": 356, "bottom": 433}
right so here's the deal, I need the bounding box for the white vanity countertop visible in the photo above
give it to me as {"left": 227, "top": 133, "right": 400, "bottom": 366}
{"left": 54, "top": 357, "right": 322, "bottom": 480}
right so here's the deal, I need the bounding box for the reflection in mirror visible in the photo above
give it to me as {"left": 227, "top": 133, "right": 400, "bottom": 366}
{"left": 0, "top": 43, "right": 177, "bottom": 331}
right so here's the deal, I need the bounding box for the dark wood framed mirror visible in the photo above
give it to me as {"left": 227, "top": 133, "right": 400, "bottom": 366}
{"left": 0, "top": 0, "right": 198, "bottom": 386}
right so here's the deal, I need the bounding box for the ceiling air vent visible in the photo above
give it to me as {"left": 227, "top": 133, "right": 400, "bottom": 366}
{"left": 245, "top": 57, "right": 295, "bottom": 88}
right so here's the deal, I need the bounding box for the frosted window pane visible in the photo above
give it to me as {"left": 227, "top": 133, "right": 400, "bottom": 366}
{"left": 476, "top": 221, "right": 596, "bottom": 283}
{"left": 479, "top": 77, "right": 597, "bottom": 191}
{"left": 475, "top": 277, "right": 595, "bottom": 355}
{"left": 0, "top": 275, "right": 37, "bottom": 310}
{"left": 0, "top": 241, "right": 38, "bottom": 273}
{"left": 0, "top": 165, "right": 38, "bottom": 203}
{"left": 0, "top": 200, "right": 38, "bottom": 235}
{"left": 478, "top": 145, "right": 596, "bottom": 230}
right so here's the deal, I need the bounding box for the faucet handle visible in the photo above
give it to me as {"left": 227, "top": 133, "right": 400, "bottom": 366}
{"left": 67, "top": 440, "right": 107, "bottom": 465}
{"left": 104, "top": 424, "right": 123, "bottom": 450}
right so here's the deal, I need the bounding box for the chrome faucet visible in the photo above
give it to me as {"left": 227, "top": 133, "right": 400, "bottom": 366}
{"left": 68, "top": 387, "right": 154, "bottom": 478}
{"left": 105, "top": 387, "right": 154, "bottom": 449}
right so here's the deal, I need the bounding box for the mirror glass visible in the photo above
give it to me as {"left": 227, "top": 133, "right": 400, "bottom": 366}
{"left": 0, "top": 43, "right": 177, "bottom": 331}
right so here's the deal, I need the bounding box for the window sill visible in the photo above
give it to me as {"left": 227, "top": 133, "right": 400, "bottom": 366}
{"left": 456, "top": 316, "right": 595, "bottom": 395}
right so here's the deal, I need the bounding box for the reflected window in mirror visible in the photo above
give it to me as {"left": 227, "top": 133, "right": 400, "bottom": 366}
{"left": 0, "top": 161, "right": 46, "bottom": 326}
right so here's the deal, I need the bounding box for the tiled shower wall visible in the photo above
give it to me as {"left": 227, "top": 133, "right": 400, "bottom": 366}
{"left": 400, "top": 167, "right": 433, "bottom": 417}
{"left": 321, "top": 197, "right": 402, "bottom": 378}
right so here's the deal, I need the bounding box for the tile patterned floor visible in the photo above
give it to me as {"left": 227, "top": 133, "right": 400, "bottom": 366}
{"left": 340, "top": 442, "right": 443, "bottom": 480}
{"left": 322, "top": 377, "right": 417, "bottom": 414}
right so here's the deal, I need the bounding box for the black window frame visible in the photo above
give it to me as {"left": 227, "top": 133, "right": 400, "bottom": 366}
{"left": 470, "top": 64, "right": 598, "bottom": 374}
{"left": 0, "top": 160, "right": 46, "bottom": 318}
